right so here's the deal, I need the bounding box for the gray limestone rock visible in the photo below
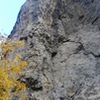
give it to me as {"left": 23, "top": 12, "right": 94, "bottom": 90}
{"left": 8, "top": 0, "right": 100, "bottom": 100}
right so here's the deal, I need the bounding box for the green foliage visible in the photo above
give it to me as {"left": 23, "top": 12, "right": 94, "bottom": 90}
{"left": 44, "top": 83, "right": 51, "bottom": 89}
{"left": 0, "top": 37, "right": 28, "bottom": 100}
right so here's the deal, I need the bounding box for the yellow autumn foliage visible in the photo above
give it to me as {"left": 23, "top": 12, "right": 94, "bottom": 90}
{"left": 0, "top": 38, "right": 28, "bottom": 100}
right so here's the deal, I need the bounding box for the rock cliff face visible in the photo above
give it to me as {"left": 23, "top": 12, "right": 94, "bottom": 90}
{"left": 9, "top": 0, "right": 100, "bottom": 100}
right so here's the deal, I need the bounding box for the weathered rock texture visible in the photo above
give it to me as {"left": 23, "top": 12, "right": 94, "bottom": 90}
{"left": 8, "top": 0, "right": 100, "bottom": 100}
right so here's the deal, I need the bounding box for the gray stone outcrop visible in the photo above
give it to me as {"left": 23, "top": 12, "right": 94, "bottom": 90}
{"left": 9, "top": 0, "right": 100, "bottom": 100}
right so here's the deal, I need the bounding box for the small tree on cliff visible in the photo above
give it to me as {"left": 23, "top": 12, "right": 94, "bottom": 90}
{"left": 0, "top": 34, "right": 28, "bottom": 100}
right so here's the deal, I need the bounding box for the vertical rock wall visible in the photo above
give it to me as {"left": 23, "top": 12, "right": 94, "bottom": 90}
{"left": 9, "top": 0, "right": 100, "bottom": 100}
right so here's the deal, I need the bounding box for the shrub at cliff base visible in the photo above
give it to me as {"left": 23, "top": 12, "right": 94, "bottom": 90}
{"left": 0, "top": 38, "right": 28, "bottom": 100}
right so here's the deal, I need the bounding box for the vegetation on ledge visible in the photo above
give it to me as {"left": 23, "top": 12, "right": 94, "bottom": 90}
{"left": 0, "top": 35, "right": 28, "bottom": 100}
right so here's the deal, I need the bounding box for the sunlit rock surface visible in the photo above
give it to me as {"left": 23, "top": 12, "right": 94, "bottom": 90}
{"left": 9, "top": 0, "right": 100, "bottom": 100}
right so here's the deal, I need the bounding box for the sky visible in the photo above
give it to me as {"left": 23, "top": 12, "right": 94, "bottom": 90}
{"left": 0, "top": 0, "right": 26, "bottom": 36}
